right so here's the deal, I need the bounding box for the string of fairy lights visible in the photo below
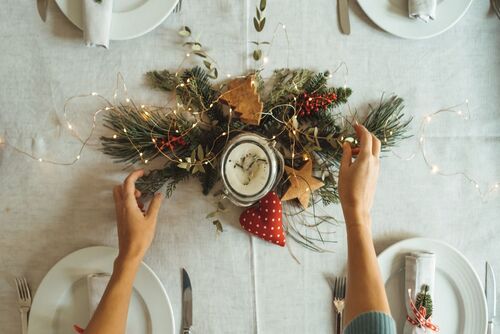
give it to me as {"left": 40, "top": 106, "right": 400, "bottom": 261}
{"left": 387, "top": 100, "right": 499, "bottom": 201}
{"left": 0, "top": 22, "right": 497, "bottom": 206}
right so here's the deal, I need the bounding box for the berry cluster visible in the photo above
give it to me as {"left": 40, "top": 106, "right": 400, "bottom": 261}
{"left": 295, "top": 92, "right": 337, "bottom": 117}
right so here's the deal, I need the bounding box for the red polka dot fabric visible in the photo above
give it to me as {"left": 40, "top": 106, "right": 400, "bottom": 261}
{"left": 239, "top": 192, "right": 286, "bottom": 247}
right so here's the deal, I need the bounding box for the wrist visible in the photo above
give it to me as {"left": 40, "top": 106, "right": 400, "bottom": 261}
{"left": 114, "top": 254, "right": 141, "bottom": 272}
{"left": 342, "top": 207, "right": 371, "bottom": 226}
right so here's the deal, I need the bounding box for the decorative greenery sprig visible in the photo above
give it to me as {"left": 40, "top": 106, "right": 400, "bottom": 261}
{"left": 251, "top": 0, "right": 269, "bottom": 61}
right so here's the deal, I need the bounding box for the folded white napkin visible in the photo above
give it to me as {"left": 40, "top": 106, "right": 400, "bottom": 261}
{"left": 87, "top": 273, "right": 111, "bottom": 315}
{"left": 408, "top": 0, "right": 436, "bottom": 23}
{"left": 83, "top": 0, "right": 114, "bottom": 48}
{"left": 404, "top": 252, "right": 438, "bottom": 334}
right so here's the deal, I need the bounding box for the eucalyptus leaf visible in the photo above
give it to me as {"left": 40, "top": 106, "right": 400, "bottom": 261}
{"left": 212, "top": 220, "right": 223, "bottom": 233}
{"left": 250, "top": 41, "right": 260, "bottom": 46}
{"left": 260, "top": 0, "right": 266, "bottom": 11}
{"left": 203, "top": 60, "right": 213, "bottom": 69}
{"left": 259, "top": 17, "right": 266, "bottom": 31}
{"left": 253, "top": 18, "right": 261, "bottom": 32}
{"left": 256, "top": 7, "right": 261, "bottom": 20}
{"left": 197, "top": 145, "right": 204, "bottom": 159}
{"left": 178, "top": 26, "right": 191, "bottom": 37}
{"left": 253, "top": 49, "right": 262, "bottom": 61}
{"left": 217, "top": 201, "right": 226, "bottom": 211}
{"left": 206, "top": 211, "right": 217, "bottom": 218}
{"left": 194, "top": 51, "right": 207, "bottom": 58}
{"left": 192, "top": 43, "right": 202, "bottom": 51}
{"left": 177, "top": 162, "right": 189, "bottom": 169}
{"left": 260, "top": 41, "right": 270, "bottom": 45}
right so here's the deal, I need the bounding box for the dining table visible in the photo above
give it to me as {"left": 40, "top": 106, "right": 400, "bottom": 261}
{"left": 0, "top": 0, "right": 499, "bottom": 333}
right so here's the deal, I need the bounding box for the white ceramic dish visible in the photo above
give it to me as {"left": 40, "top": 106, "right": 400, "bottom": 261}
{"left": 27, "top": 246, "right": 175, "bottom": 334}
{"left": 54, "top": 0, "right": 179, "bottom": 40}
{"left": 357, "top": 0, "right": 474, "bottom": 39}
{"left": 378, "top": 238, "right": 487, "bottom": 333}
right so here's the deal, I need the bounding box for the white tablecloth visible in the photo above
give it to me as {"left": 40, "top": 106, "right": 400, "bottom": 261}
{"left": 0, "top": 1, "right": 499, "bottom": 333}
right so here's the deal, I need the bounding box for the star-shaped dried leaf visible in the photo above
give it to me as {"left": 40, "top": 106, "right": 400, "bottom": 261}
{"left": 281, "top": 160, "right": 324, "bottom": 208}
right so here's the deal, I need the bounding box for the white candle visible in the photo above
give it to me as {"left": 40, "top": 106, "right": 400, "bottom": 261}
{"left": 224, "top": 142, "right": 271, "bottom": 197}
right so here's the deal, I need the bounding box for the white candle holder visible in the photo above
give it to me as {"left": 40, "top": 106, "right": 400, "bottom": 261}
{"left": 220, "top": 133, "right": 284, "bottom": 207}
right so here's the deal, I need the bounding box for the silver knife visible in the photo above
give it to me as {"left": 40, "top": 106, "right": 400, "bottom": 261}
{"left": 486, "top": 262, "right": 497, "bottom": 334}
{"left": 182, "top": 268, "right": 193, "bottom": 334}
{"left": 338, "top": 0, "right": 350, "bottom": 35}
{"left": 37, "top": 0, "right": 48, "bottom": 22}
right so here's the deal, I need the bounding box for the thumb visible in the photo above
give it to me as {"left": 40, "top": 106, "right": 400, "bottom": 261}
{"left": 340, "top": 142, "right": 352, "bottom": 172}
{"left": 146, "top": 193, "right": 164, "bottom": 221}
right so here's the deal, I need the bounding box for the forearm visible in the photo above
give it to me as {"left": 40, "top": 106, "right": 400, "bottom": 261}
{"left": 85, "top": 257, "right": 140, "bottom": 334}
{"left": 344, "top": 214, "right": 390, "bottom": 325}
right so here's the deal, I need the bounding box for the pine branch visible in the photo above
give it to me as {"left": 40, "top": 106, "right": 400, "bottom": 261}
{"left": 303, "top": 71, "right": 329, "bottom": 93}
{"left": 146, "top": 70, "right": 181, "bottom": 92}
{"left": 136, "top": 165, "right": 190, "bottom": 196}
{"left": 363, "top": 95, "right": 413, "bottom": 150}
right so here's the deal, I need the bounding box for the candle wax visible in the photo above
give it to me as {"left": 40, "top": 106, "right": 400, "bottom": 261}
{"left": 225, "top": 142, "right": 270, "bottom": 197}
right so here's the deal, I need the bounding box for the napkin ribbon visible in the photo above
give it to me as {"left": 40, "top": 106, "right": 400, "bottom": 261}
{"left": 73, "top": 325, "right": 85, "bottom": 333}
{"left": 406, "top": 289, "right": 439, "bottom": 332}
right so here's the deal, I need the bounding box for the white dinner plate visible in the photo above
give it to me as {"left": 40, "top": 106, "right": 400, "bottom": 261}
{"left": 378, "top": 238, "right": 487, "bottom": 334}
{"left": 357, "top": 0, "right": 474, "bottom": 39}
{"left": 54, "top": 0, "right": 179, "bottom": 40}
{"left": 27, "top": 246, "right": 175, "bottom": 334}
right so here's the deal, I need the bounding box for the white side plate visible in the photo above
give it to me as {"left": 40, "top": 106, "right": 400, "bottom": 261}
{"left": 378, "top": 238, "right": 487, "bottom": 333}
{"left": 54, "top": 0, "right": 179, "bottom": 40}
{"left": 28, "top": 246, "right": 175, "bottom": 334}
{"left": 358, "top": 0, "right": 474, "bottom": 39}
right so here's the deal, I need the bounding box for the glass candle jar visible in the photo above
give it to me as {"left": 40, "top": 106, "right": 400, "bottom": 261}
{"left": 220, "top": 133, "right": 284, "bottom": 207}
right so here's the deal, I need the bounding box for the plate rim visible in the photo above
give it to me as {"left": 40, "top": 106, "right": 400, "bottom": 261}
{"left": 377, "top": 237, "right": 487, "bottom": 333}
{"left": 27, "top": 246, "right": 175, "bottom": 334}
{"left": 357, "top": 0, "right": 474, "bottom": 40}
{"left": 54, "top": 0, "right": 179, "bottom": 41}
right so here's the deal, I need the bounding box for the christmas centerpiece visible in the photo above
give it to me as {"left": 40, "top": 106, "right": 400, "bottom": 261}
{"left": 99, "top": 2, "right": 412, "bottom": 250}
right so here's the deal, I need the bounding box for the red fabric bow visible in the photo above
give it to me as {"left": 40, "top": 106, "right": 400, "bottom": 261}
{"left": 73, "top": 325, "right": 85, "bottom": 333}
{"left": 406, "top": 289, "right": 439, "bottom": 332}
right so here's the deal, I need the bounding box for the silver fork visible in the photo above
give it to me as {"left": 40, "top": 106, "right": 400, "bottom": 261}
{"left": 173, "top": 0, "right": 183, "bottom": 13}
{"left": 333, "top": 276, "right": 346, "bottom": 334}
{"left": 15, "top": 277, "right": 32, "bottom": 334}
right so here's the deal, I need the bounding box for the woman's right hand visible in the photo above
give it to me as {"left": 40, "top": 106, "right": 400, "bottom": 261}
{"left": 338, "top": 124, "right": 381, "bottom": 227}
{"left": 113, "top": 170, "right": 164, "bottom": 264}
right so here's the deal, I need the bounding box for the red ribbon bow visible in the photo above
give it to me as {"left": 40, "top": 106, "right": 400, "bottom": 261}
{"left": 406, "top": 289, "right": 440, "bottom": 332}
{"left": 73, "top": 324, "right": 85, "bottom": 333}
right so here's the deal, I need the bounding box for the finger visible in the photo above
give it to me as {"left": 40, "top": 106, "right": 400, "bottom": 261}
{"left": 123, "top": 169, "right": 145, "bottom": 200}
{"left": 340, "top": 142, "right": 353, "bottom": 171}
{"left": 355, "top": 124, "right": 372, "bottom": 156}
{"left": 351, "top": 147, "right": 360, "bottom": 156}
{"left": 146, "top": 193, "right": 164, "bottom": 221}
{"left": 372, "top": 134, "right": 381, "bottom": 157}
{"left": 134, "top": 189, "right": 142, "bottom": 198}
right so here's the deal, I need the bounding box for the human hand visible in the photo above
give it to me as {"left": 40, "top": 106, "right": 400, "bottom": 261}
{"left": 338, "top": 124, "right": 381, "bottom": 227}
{"left": 113, "top": 170, "right": 163, "bottom": 264}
